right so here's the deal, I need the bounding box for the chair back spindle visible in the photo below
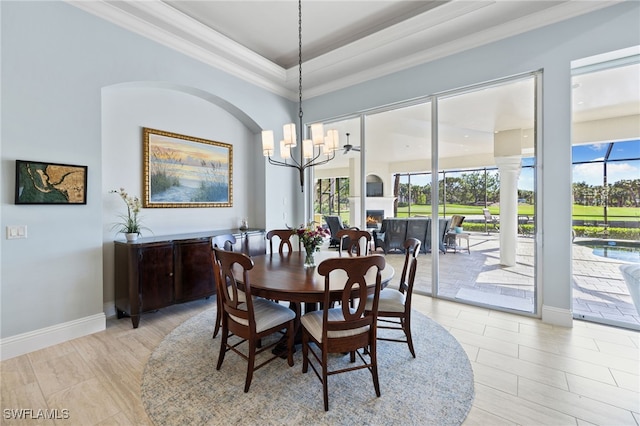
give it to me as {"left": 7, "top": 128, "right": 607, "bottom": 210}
{"left": 266, "top": 229, "right": 298, "bottom": 255}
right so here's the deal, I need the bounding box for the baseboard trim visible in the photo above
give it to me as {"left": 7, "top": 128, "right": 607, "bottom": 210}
{"left": 0, "top": 313, "right": 106, "bottom": 361}
{"left": 541, "top": 305, "right": 573, "bottom": 328}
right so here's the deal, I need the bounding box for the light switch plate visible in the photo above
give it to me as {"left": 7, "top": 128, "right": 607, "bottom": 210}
{"left": 7, "top": 225, "right": 27, "bottom": 239}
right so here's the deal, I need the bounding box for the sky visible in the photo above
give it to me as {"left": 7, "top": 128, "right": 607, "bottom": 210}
{"left": 572, "top": 140, "right": 639, "bottom": 186}
{"left": 394, "top": 140, "right": 639, "bottom": 190}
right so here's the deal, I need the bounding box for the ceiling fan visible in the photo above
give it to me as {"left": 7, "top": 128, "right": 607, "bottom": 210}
{"left": 343, "top": 133, "right": 361, "bottom": 153}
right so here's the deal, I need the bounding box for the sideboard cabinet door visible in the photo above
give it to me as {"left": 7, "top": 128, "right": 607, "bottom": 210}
{"left": 138, "top": 244, "right": 175, "bottom": 311}
{"left": 114, "top": 229, "right": 265, "bottom": 328}
{"left": 114, "top": 242, "right": 174, "bottom": 328}
{"left": 174, "top": 238, "right": 215, "bottom": 302}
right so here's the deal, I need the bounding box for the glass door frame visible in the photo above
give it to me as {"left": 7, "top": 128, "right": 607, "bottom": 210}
{"left": 310, "top": 70, "right": 542, "bottom": 317}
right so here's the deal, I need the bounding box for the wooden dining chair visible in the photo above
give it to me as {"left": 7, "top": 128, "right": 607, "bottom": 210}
{"left": 212, "top": 248, "right": 296, "bottom": 393}
{"left": 211, "top": 233, "right": 237, "bottom": 251}
{"left": 336, "top": 229, "right": 371, "bottom": 256}
{"left": 365, "top": 238, "right": 420, "bottom": 357}
{"left": 301, "top": 255, "right": 385, "bottom": 411}
{"left": 266, "top": 229, "right": 299, "bottom": 255}
{"left": 211, "top": 234, "right": 239, "bottom": 339}
{"left": 265, "top": 229, "right": 301, "bottom": 316}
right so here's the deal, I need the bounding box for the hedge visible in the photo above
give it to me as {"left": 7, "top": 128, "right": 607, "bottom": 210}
{"left": 458, "top": 223, "right": 639, "bottom": 240}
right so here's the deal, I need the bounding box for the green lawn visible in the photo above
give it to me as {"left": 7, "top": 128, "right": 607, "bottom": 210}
{"left": 395, "top": 203, "right": 638, "bottom": 222}
{"left": 396, "top": 204, "right": 534, "bottom": 217}
{"left": 572, "top": 205, "right": 640, "bottom": 221}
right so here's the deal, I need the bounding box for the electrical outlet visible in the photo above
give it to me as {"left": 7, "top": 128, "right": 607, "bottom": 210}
{"left": 7, "top": 225, "right": 27, "bottom": 239}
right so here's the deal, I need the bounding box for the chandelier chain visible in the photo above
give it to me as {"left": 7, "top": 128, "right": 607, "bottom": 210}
{"left": 298, "top": 0, "right": 303, "bottom": 121}
{"left": 262, "top": 0, "right": 336, "bottom": 192}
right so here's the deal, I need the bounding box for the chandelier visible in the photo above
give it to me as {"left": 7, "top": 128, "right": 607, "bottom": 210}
{"left": 261, "top": 0, "right": 339, "bottom": 192}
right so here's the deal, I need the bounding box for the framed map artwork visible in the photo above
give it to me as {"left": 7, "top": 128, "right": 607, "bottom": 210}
{"left": 15, "top": 160, "right": 88, "bottom": 205}
{"left": 143, "top": 127, "right": 233, "bottom": 208}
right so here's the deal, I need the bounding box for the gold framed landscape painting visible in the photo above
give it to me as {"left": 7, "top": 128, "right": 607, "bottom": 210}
{"left": 143, "top": 128, "right": 233, "bottom": 208}
{"left": 15, "top": 160, "right": 88, "bottom": 205}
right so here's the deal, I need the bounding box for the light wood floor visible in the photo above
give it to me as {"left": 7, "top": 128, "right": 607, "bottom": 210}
{"left": 2, "top": 295, "right": 638, "bottom": 425}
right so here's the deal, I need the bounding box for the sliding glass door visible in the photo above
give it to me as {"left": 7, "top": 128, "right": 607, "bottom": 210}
{"left": 436, "top": 74, "right": 538, "bottom": 313}
{"left": 313, "top": 72, "right": 539, "bottom": 315}
{"left": 364, "top": 102, "right": 433, "bottom": 294}
{"left": 313, "top": 116, "right": 361, "bottom": 228}
{"left": 571, "top": 52, "right": 640, "bottom": 329}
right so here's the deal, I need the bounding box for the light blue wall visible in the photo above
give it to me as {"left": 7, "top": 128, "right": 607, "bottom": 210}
{"left": 1, "top": 0, "right": 638, "bottom": 351}
{"left": 0, "top": 0, "right": 299, "bottom": 343}
{"left": 304, "top": 2, "right": 640, "bottom": 321}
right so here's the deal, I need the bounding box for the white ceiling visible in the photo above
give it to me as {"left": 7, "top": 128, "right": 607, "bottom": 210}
{"left": 69, "top": 0, "right": 621, "bottom": 99}
{"left": 68, "top": 1, "right": 638, "bottom": 171}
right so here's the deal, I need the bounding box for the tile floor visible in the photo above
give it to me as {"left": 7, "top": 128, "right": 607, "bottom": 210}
{"left": 1, "top": 295, "right": 638, "bottom": 425}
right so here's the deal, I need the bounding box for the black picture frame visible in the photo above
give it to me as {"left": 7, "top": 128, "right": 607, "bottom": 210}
{"left": 15, "top": 160, "right": 88, "bottom": 205}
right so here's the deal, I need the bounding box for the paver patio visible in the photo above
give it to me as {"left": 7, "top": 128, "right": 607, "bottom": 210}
{"left": 374, "top": 232, "right": 639, "bottom": 330}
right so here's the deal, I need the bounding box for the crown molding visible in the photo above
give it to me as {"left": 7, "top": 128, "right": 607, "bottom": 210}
{"left": 66, "top": 0, "right": 622, "bottom": 101}
{"left": 66, "top": 0, "right": 294, "bottom": 99}
{"left": 300, "top": 1, "right": 493, "bottom": 97}
{"left": 303, "top": 0, "right": 622, "bottom": 98}
{"left": 123, "top": 0, "right": 284, "bottom": 80}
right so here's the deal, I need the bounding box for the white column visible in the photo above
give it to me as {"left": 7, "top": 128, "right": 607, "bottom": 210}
{"left": 495, "top": 156, "right": 522, "bottom": 266}
{"left": 348, "top": 157, "right": 362, "bottom": 228}
{"left": 348, "top": 196, "right": 361, "bottom": 228}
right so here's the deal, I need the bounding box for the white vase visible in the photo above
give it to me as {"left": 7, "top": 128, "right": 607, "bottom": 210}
{"left": 125, "top": 233, "right": 139, "bottom": 242}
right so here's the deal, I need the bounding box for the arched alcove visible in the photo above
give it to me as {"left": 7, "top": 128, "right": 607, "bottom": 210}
{"left": 101, "top": 81, "right": 264, "bottom": 316}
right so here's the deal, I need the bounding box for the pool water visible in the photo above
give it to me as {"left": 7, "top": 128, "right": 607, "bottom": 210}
{"left": 576, "top": 240, "right": 640, "bottom": 263}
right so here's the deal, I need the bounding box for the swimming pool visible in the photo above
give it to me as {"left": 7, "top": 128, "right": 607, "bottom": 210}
{"left": 574, "top": 240, "right": 640, "bottom": 263}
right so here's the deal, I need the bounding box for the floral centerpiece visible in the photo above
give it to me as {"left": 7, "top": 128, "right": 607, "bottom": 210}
{"left": 110, "top": 188, "right": 149, "bottom": 241}
{"left": 292, "top": 222, "right": 330, "bottom": 268}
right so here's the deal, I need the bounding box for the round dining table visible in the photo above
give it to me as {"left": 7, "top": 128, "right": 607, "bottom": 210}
{"left": 231, "top": 250, "right": 395, "bottom": 357}
{"left": 241, "top": 250, "right": 395, "bottom": 305}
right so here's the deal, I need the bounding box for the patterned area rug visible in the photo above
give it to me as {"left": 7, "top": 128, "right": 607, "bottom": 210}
{"left": 142, "top": 308, "right": 474, "bottom": 425}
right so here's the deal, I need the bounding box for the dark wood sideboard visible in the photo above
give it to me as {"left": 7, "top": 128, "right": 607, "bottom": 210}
{"left": 114, "top": 228, "right": 266, "bottom": 328}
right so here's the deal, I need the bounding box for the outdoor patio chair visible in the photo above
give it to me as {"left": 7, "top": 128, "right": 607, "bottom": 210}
{"left": 324, "top": 215, "right": 357, "bottom": 249}
{"left": 483, "top": 209, "right": 499, "bottom": 234}
{"left": 518, "top": 215, "right": 532, "bottom": 235}
{"left": 445, "top": 215, "right": 465, "bottom": 250}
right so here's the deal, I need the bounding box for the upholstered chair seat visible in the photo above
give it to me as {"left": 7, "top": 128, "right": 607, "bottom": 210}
{"left": 300, "top": 308, "right": 370, "bottom": 341}
{"left": 212, "top": 247, "right": 296, "bottom": 393}
{"left": 365, "top": 288, "right": 405, "bottom": 313}
{"left": 301, "top": 255, "right": 385, "bottom": 411}
{"left": 230, "top": 298, "right": 295, "bottom": 333}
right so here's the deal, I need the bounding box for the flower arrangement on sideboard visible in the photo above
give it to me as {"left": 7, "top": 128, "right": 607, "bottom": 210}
{"left": 110, "top": 188, "right": 150, "bottom": 241}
